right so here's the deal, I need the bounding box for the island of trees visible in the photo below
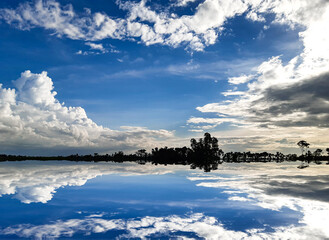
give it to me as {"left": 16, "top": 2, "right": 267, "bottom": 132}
{"left": 1, "top": 133, "right": 328, "bottom": 172}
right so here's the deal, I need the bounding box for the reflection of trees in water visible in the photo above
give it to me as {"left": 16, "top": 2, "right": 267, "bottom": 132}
{"left": 1, "top": 133, "right": 329, "bottom": 172}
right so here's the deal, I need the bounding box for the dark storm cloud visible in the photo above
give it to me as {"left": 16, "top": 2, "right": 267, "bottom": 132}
{"left": 251, "top": 72, "right": 329, "bottom": 127}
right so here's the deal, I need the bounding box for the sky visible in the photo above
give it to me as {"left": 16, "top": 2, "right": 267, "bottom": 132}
{"left": 0, "top": 0, "right": 328, "bottom": 155}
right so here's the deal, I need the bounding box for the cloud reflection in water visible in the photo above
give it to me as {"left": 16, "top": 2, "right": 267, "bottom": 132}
{"left": 0, "top": 161, "right": 184, "bottom": 203}
{"left": 189, "top": 163, "right": 329, "bottom": 239}
{"left": 0, "top": 161, "right": 328, "bottom": 239}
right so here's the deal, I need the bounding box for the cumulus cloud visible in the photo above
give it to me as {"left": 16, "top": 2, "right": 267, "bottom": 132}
{"left": 0, "top": 71, "right": 174, "bottom": 155}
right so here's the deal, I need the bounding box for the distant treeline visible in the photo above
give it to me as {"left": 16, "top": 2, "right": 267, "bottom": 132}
{"left": 1, "top": 133, "right": 329, "bottom": 172}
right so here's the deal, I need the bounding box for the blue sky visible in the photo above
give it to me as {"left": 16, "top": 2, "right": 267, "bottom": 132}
{"left": 0, "top": 0, "right": 328, "bottom": 154}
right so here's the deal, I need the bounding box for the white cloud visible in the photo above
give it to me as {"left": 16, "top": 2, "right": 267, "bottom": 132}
{"left": 75, "top": 50, "right": 85, "bottom": 55}
{"left": 76, "top": 42, "right": 109, "bottom": 55}
{"left": 86, "top": 42, "right": 104, "bottom": 51}
{"left": 0, "top": 0, "right": 326, "bottom": 53}
{"left": 228, "top": 196, "right": 252, "bottom": 202}
{"left": 1, "top": 0, "right": 311, "bottom": 52}
{"left": 0, "top": 212, "right": 324, "bottom": 240}
{"left": 221, "top": 90, "right": 245, "bottom": 96}
{"left": 187, "top": 117, "right": 246, "bottom": 132}
{"left": 245, "top": 10, "right": 265, "bottom": 22}
{"left": 6, "top": 209, "right": 325, "bottom": 240}
{"left": 174, "top": 0, "right": 198, "bottom": 7}
{"left": 0, "top": 213, "right": 250, "bottom": 240}
{"left": 188, "top": 117, "right": 242, "bottom": 125}
{"left": 0, "top": 71, "right": 174, "bottom": 155}
{"left": 85, "top": 42, "right": 108, "bottom": 53}
{"left": 228, "top": 74, "right": 255, "bottom": 85}
{"left": 188, "top": 129, "right": 204, "bottom": 132}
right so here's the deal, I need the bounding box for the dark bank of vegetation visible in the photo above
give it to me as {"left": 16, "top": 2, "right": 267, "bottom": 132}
{"left": 1, "top": 133, "right": 329, "bottom": 172}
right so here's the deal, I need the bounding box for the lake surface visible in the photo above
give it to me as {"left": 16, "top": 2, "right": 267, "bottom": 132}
{"left": 0, "top": 161, "right": 328, "bottom": 239}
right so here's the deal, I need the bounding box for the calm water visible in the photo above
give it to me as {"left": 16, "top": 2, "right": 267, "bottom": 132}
{"left": 0, "top": 161, "right": 328, "bottom": 239}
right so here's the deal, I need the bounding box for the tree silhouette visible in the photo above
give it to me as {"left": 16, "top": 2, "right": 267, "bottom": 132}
{"left": 189, "top": 133, "right": 223, "bottom": 171}
{"left": 136, "top": 149, "right": 147, "bottom": 158}
{"left": 314, "top": 149, "right": 322, "bottom": 157}
{"left": 297, "top": 140, "right": 310, "bottom": 156}
{"left": 190, "top": 133, "right": 222, "bottom": 159}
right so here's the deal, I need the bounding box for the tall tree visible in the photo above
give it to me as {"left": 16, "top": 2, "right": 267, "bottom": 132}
{"left": 190, "top": 132, "right": 222, "bottom": 159}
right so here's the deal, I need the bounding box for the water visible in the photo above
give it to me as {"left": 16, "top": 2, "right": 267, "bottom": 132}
{"left": 0, "top": 161, "right": 328, "bottom": 239}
